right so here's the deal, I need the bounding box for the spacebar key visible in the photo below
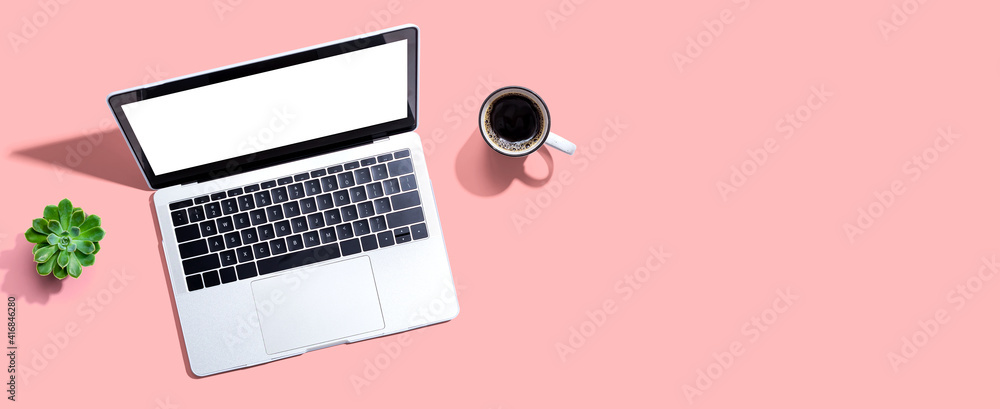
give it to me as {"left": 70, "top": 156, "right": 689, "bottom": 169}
{"left": 256, "top": 242, "right": 341, "bottom": 275}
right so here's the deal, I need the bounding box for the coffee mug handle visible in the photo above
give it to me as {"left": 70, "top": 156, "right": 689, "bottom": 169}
{"left": 545, "top": 131, "right": 576, "bottom": 155}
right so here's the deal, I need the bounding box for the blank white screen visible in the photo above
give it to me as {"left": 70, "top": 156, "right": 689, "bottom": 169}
{"left": 122, "top": 40, "right": 409, "bottom": 176}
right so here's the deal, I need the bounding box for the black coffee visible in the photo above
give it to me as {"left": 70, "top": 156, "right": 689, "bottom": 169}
{"left": 489, "top": 95, "right": 541, "bottom": 143}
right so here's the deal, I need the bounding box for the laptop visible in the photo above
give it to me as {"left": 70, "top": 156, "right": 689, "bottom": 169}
{"left": 107, "top": 25, "right": 459, "bottom": 376}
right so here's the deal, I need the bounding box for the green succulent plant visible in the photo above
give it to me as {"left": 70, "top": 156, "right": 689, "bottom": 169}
{"left": 23, "top": 199, "right": 105, "bottom": 279}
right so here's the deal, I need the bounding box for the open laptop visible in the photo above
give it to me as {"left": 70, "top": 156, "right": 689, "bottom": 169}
{"left": 107, "top": 25, "right": 459, "bottom": 376}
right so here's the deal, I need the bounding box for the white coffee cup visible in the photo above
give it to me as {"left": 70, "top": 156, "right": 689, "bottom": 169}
{"left": 479, "top": 86, "right": 576, "bottom": 157}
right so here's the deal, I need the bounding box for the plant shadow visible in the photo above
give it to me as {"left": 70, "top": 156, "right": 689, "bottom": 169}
{"left": 12, "top": 129, "right": 149, "bottom": 191}
{"left": 0, "top": 237, "right": 64, "bottom": 304}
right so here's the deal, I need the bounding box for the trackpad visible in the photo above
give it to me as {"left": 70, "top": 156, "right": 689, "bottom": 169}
{"left": 251, "top": 256, "right": 385, "bottom": 355}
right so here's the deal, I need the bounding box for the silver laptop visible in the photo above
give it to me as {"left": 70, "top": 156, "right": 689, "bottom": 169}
{"left": 107, "top": 25, "right": 459, "bottom": 376}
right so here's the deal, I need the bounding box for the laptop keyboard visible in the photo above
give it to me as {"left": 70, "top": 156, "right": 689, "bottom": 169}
{"left": 167, "top": 149, "right": 428, "bottom": 292}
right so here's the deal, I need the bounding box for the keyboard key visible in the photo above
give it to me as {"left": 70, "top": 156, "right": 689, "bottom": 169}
{"left": 360, "top": 234, "right": 379, "bottom": 251}
{"left": 175, "top": 224, "right": 200, "bottom": 243}
{"left": 352, "top": 220, "right": 371, "bottom": 235}
{"left": 355, "top": 203, "right": 373, "bottom": 220}
{"left": 236, "top": 263, "right": 257, "bottom": 279}
{"left": 316, "top": 193, "right": 335, "bottom": 211}
{"left": 256, "top": 242, "right": 341, "bottom": 275}
{"left": 277, "top": 176, "right": 293, "bottom": 185}
{"left": 355, "top": 168, "right": 373, "bottom": 184}
{"left": 291, "top": 217, "right": 309, "bottom": 233}
{"left": 253, "top": 243, "right": 270, "bottom": 259}
{"left": 340, "top": 238, "right": 362, "bottom": 256}
{"left": 307, "top": 213, "right": 325, "bottom": 230}
{"left": 411, "top": 222, "right": 428, "bottom": 240}
{"left": 288, "top": 183, "right": 305, "bottom": 200}
{"left": 211, "top": 192, "right": 227, "bottom": 201}
{"left": 333, "top": 190, "right": 351, "bottom": 206}
{"left": 320, "top": 227, "right": 337, "bottom": 243}
{"left": 374, "top": 198, "right": 392, "bottom": 214}
{"left": 337, "top": 172, "right": 355, "bottom": 188}
{"left": 170, "top": 199, "right": 193, "bottom": 210}
{"left": 336, "top": 223, "right": 354, "bottom": 240}
{"left": 171, "top": 210, "right": 188, "bottom": 226}
{"left": 304, "top": 179, "right": 322, "bottom": 196}
{"left": 200, "top": 220, "right": 217, "bottom": 237}
{"left": 202, "top": 270, "right": 221, "bottom": 288}
{"left": 179, "top": 239, "right": 208, "bottom": 259}
{"left": 275, "top": 220, "right": 292, "bottom": 237}
{"left": 282, "top": 201, "right": 301, "bottom": 218}
{"left": 286, "top": 234, "right": 304, "bottom": 251}
{"left": 219, "top": 266, "right": 237, "bottom": 283}
{"left": 220, "top": 250, "right": 238, "bottom": 266}
{"left": 372, "top": 164, "right": 389, "bottom": 180}
{"left": 240, "top": 228, "right": 259, "bottom": 244}
{"left": 366, "top": 182, "right": 384, "bottom": 199}
{"left": 244, "top": 184, "right": 260, "bottom": 193}
{"left": 327, "top": 165, "right": 343, "bottom": 173}
{"left": 188, "top": 206, "right": 205, "bottom": 223}
{"left": 221, "top": 198, "right": 238, "bottom": 215}
{"left": 303, "top": 231, "right": 320, "bottom": 247}
{"left": 387, "top": 158, "right": 413, "bottom": 177}
{"left": 321, "top": 176, "right": 338, "bottom": 192}
{"left": 207, "top": 235, "right": 226, "bottom": 252}
{"left": 269, "top": 239, "right": 287, "bottom": 255}
{"left": 254, "top": 191, "right": 272, "bottom": 207}
{"left": 226, "top": 188, "right": 243, "bottom": 197}
{"left": 183, "top": 253, "right": 219, "bottom": 275}
{"left": 377, "top": 231, "right": 395, "bottom": 247}
{"left": 399, "top": 174, "right": 417, "bottom": 191}
{"left": 350, "top": 186, "right": 367, "bottom": 203}
{"left": 393, "top": 226, "right": 412, "bottom": 243}
{"left": 383, "top": 179, "right": 401, "bottom": 195}
{"left": 300, "top": 197, "right": 318, "bottom": 214}
{"left": 204, "top": 202, "right": 222, "bottom": 219}
{"left": 369, "top": 215, "right": 387, "bottom": 232}
{"left": 324, "top": 209, "right": 342, "bottom": 226}
{"left": 311, "top": 169, "right": 326, "bottom": 178}
{"left": 390, "top": 191, "right": 421, "bottom": 211}
{"left": 341, "top": 205, "right": 359, "bottom": 222}
{"left": 258, "top": 224, "right": 275, "bottom": 241}
{"left": 377, "top": 154, "right": 393, "bottom": 163}
{"left": 261, "top": 180, "right": 277, "bottom": 189}
{"left": 387, "top": 207, "right": 424, "bottom": 228}
{"left": 217, "top": 216, "right": 235, "bottom": 233}
{"left": 224, "top": 232, "right": 241, "bottom": 249}
{"left": 294, "top": 173, "right": 309, "bottom": 182}
{"left": 361, "top": 157, "right": 377, "bottom": 166}
{"left": 237, "top": 195, "right": 255, "bottom": 211}
{"left": 266, "top": 205, "right": 284, "bottom": 222}
{"left": 194, "top": 195, "right": 210, "bottom": 204}
{"left": 186, "top": 275, "right": 203, "bottom": 291}
{"left": 233, "top": 213, "right": 251, "bottom": 229}
{"left": 271, "top": 186, "right": 289, "bottom": 203}
{"left": 344, "top": 161, "right": 360, "bottom": 170}
{"left": 250, "top": 209, "right": 268, "bottom": 226}
{"left": 394, "top": 150, "right": 410, "bottom": 159}
{"left": 236, "top": 246, "right": 254, "bottom": 262}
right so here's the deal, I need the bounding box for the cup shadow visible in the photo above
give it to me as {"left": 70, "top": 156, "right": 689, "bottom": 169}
{"left": 454, "top": 129, "right": 554, "bottom": 197}
{"left": 0, "top": 237, "right": 65, "bottom": 304}
{"left": 12, "top": 129, "right": 149, "bottom": 191}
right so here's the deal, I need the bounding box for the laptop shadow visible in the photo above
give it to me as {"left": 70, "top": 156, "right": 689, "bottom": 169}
{"left": 12, "top": 129, "right": 149, "bottom": 191}
{"left": 454, "top": 129, "right": 554, "bottom": 196}
{"left": 0, "top": 238, "right": 64, "bottom": 304}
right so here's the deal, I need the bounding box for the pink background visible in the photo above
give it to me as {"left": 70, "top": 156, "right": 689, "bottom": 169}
{"left": 2, "top": 0, "right": 999, "bottom": 407}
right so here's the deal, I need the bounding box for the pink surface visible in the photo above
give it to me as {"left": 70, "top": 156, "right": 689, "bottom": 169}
{"left": 2, "top": 0, "right": 999, "bottom": 407}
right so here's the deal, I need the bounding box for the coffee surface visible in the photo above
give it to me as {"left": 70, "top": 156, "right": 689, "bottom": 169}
{"left": 489, "top": 95, "right": 541, "bottom": 143}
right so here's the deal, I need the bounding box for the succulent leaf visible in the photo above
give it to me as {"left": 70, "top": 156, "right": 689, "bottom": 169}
{"left": 93, "top": 242, "right": 101, "bottom": 254}
{"left": 69, "top": 226, "right": 81, "bottom": 237}
{"left": 67, "top": 243, "right": 77, "bottom": 252}
{"left": 52, "top": 264, "right": 67, "bottom": 279}
{"left": 46, "top": 233, "right": 59, "bottom": 245}
{"left": 34, "top": 246, "right": 56, "bottom": 263}
{"left": 79, "top": 215, "right": 101, "bottom": 232}
{"left": 32, "top": 242, "right": 43, "bottom": 254}
{"left": 31, "top": 218, "right": 51, "bottom": 234}
{"left": 43, "top": 205, "right": 59, "bottom": 221}
{"left": 70, "top": 210, "right": 85, "bottom": 227}
{"left": 67, "top": 254, "right": 82, "bottom": 278}
{"left": 77, "top": 227, "right": 105, "bottom": 242}
{"left": 76, "top": 252, "right": 96, "bottom": 267}
{"left": 24, "top": 228, "right": 48, "bottom": 244}
{"left": 58, "top": 199, "right": 73, "bottom": 227}
{"left": 47, "top": 220, "right": 64, "bottom": 235}
{"left": 73, "top": 240, "right": 95, "bottom": 254}
{"left": 37, "top": 256, "right": 56, "bottom": 275}
{"left": 57, "top": 249, "right": 70, "bottom": 268}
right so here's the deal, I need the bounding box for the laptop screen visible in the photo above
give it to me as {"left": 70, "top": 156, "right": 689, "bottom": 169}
{"left": 107, "top": 26, "right": 418, "bottom": 190}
